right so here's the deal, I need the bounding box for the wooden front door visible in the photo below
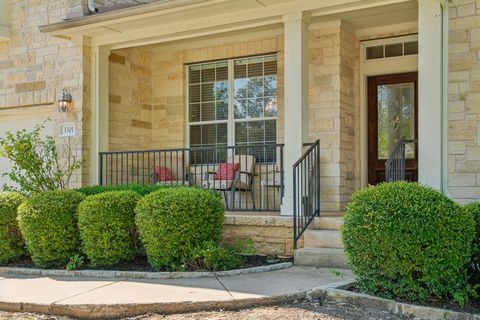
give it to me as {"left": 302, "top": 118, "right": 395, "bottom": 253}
{"left": 368, "top": 72, "right": 418, "bottom": 185}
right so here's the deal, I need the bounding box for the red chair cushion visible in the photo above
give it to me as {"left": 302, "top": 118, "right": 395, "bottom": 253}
{"left": 215, "top": 163, "right": 240, "bottom": 180}
{"left": 154, "top": 166, "right": 173, "bottom": 182}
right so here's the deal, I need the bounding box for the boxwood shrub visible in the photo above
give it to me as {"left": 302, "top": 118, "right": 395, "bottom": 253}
{"left": 17, "top": 190, "right": 85, "bottom": 268}
{"left": 135, "top": 187, "right": 224, "bottom": 270}
{"left": 75, "top": 184, "right": 169, "bottom": 197}
{"left": 0, "top": 192, "right": 26, "bottom": 264}
{"left": 342, "top": 182, "right": 475, "bottom": 303}
{"left": 465, "top": 202, "right": 480, "bottom": 284}
{"left": 78, "top": 191, "right": 142, "bottom": 267}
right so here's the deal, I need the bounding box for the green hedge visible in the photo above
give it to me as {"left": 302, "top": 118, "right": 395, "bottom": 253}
{"left": 0, "top": 192, "right": 26, "bottom": 264}
{"left": 78, "top": 191, "right": 142, "bottom": 267}
{"left": 75, "top": 184, "right": 169, "bottom": 197}
{"left": 17, "top": 190, "right": 85, "bottom": 268}
{"left": 135, "top": 187, "right": 224, "bottom": 270}
{"left": 342, "top": 182, "right": 475, "bottom": 303}
{"left": 465, "top": 202, "right": 480, "bottom": 285}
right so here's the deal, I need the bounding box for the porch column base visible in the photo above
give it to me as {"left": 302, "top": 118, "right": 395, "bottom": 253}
{"left": 280, "top": 196, "right": 293, "bottom": 216}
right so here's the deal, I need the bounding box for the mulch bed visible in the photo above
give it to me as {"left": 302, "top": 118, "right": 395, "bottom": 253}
{"left": 4, "top": 255, "right": 292, "bottom": 273}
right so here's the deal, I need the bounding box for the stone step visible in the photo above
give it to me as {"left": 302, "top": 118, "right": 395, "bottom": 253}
{"left": 294, "top": 247, "right": 348, "bottom": 268}
{"left": 310, "top": 217, "right": 343, "bottom": 230}
{"left": 303, "top": 230, "right": 343, "bottom": 249}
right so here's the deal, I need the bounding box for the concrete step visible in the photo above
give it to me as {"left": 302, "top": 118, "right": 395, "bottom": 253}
{"left": 310, "top": 217, "right": 343, "bottom": 230}
{"left": 294, "top": 247, "right": 348, "bottom": 268}
{"left": 303, "top": 230, "right": 343, "bottom": 249}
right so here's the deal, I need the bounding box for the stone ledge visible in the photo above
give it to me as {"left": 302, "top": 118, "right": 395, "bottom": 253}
{"left": 308, "top": 281, "right": 480, "bottom": 320}
{"left": 224, "top": 214, "right": 293, "bottom": 227}
{"left": 0, "top": 262, "right": 292, "bottom": 280}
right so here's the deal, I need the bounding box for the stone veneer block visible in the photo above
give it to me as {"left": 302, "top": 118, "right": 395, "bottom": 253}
{"left": 131, "top": 119, "right": 152, "bottom": 129}
{"left": 15, "top": 81, "right": 46, "bottom": 93}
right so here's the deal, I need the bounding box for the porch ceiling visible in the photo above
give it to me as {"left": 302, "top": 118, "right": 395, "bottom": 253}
{"left": 40, "top": 0, "right": 417, "bottom": 49}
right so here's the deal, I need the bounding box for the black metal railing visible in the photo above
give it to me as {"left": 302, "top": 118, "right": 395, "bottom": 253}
{"left": 293, "top": 139, "right": 320, "bottom": 249}
{"left": 99, "top": 144, "right": 284, "bottom": 212}
{"left": 385, "top": 138, "right": 416, "bottom": 182}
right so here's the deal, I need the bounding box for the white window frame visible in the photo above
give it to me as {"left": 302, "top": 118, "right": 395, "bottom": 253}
{"left": 186, "top": 54, "right": 278, "bottom": 149}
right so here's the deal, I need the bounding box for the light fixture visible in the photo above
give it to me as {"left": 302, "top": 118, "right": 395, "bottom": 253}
{"left": 57, "top": 89, "right": 72, "bottom": 113}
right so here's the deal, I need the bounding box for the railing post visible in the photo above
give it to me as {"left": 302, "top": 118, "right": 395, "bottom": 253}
{"left": 99, "top": 153, "right": 103, "bottom": 186}
{"left": 293, "top": 165, "right": 297, "bottom": 249}
{"left": 316, "top": 142, "right": 320, "bottom": 216}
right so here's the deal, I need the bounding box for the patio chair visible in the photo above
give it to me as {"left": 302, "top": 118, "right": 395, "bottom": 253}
{"left": 203, "top": 155, "right": 257, "bottom": 210}
{"left": 203, "top": 162, "right": 241, "bottom": 209}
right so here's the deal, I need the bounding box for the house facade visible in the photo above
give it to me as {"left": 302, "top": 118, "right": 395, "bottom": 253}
{"left": 0, "top": 0, "right": 478, "bottom": 263}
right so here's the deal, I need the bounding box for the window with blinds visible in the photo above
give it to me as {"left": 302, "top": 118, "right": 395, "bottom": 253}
{"left": 188, "top": 54, "right": 277, "bottom": 163}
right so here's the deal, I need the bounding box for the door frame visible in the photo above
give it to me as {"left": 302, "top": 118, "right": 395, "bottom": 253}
{"left": 359, "top": 34, "right": 419, "bottom": 187}
{"left": 367, "top": 72, "right": 418, "bottom": 185}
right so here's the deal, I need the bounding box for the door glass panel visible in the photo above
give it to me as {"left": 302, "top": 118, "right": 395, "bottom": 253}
{"left": 377, "top": 82, "right": 415, "bottom": 159}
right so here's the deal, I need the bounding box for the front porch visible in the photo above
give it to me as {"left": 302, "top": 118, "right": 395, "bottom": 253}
{"left": 41, "top": 0, "right": 448, "bottom": 261}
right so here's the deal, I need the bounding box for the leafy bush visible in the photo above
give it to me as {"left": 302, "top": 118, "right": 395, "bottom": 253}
{"left": 17, "top": 190, "right": 85, "bottom": 268}
{"left": 135, "top": 187, "right": 224, "bottom": 270}
{"left": 465, "top": 202, "right": 480, "bottom": 285}
{"left": 0, "top": 121, "right": 81, "bottom": 194}
{"left": 78, "top": 191, "right": 142, "bottom": 267}
{"left": 189, "top": 239, "right": 256, "bottom": 271}
{"left": 342, "top": 182, "right": 475, "bottom": 304}
{"left": 75, "top": 183, "right": 170, "bottom": 197}
{"left": 0, "top": 192, "right": 27, "bottom": 264}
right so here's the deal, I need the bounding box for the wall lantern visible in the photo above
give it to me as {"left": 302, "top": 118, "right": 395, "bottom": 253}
{"left": 57, "top": 89, "right": 72, "bottom": 113}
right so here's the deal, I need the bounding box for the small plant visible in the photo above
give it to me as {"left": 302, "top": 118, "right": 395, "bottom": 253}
{"left": 0, "top": 121, "right": 82, "bottom": 194}
{"left": 17, "top": 190, "right": 85, "bottom": 268}
{"left": 135, "top": 187, "right": 224, "bottom": 270}
{"left": 189, "top": 239, "right": 256, "bottom": 271}
{"left": 66, "top": 255, "right": 85, "bottom": 271}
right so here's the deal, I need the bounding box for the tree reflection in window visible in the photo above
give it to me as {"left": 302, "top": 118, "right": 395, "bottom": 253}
{"left": 377, "top": 82, "right": 415, "bottom": 159}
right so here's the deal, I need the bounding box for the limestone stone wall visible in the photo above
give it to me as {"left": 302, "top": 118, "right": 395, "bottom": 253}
{"left": 448, "top": 0, "right": 480, "bottom": 203}
{"left": 0, "top": 0, "right": 89, "bottom": 188}
{"left": 109, "top": 48, "right": 153, "bottom": 151}
{"left": 222, "top": 215, "right": 293, "bottom": 256}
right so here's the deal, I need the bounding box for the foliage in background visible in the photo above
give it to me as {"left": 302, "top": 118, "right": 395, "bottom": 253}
{"left": 0, "top": 192, "right": 26, "bottom": 264}
{"left": 342, "top": 182, "right": 475, "bottom": 306}
{"left": 75, "top": 183, "right": 171, "bottom": 197}
{"left": 465, "top": 202, "right": 480, "bottom": 286}
{"left": 189, "top": 238, "right": 256, "bottom": 271}
{"left": 17, "top": 190, "right": 85, "bottom": 268}
{"left": 78, "top": 191, "right": 142, "bottom": 267}
{"left": 0, "top": 122, "right": 81, "bottom": 194}
{"left": 135, "top": 187, "right": 224, "bottom": 270}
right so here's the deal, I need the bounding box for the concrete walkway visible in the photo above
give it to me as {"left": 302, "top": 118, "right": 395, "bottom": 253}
{"left": 0, "top": 267, "right": 352, "bottom": 318}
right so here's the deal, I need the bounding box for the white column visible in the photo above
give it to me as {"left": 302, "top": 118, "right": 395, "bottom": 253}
{"left": 418, "top": 0, "right": 443, "bottom": 189}
{"left": 90, "top": 45, "right": 110, "bottom": 185}
{"left": 281, "top": 12, "right": 309, "bottom": 215}
{"left": 0, "top": 0, "right": 10, "bottom": 40}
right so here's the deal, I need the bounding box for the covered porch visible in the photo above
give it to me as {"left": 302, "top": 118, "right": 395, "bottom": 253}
{"left": 39, "top": 0, "right": 448, "bottom": 258}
